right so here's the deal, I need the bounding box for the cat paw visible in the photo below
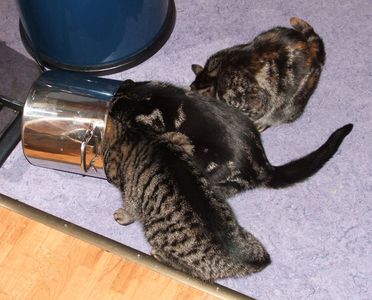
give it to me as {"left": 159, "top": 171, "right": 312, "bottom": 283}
{"left": 150, "top": 249, "right": 158, "bottom": 258}
{"left": 150, "top": 249, "right": 163, "bottom": 262}
{"left": 254, "top": 120, "right": 269, "bottom": 133}
{"left": 113, "top": 208, "right": 135, "bottom": 225}
{"left": 150, "top": 249, "right": 167, "bottom": 264}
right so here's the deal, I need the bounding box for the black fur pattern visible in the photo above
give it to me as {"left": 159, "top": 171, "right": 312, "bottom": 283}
{"left": 109, "top": 80, "right": 352, "bottom": 199}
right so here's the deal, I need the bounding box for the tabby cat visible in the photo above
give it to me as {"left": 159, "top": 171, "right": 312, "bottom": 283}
{"left": 103, "top": 84, "right": 271, "bottom": 281}
{"left": 105, "top": 80, "right": 352, "bottom": 200}
{"left": 190, "top": 17, "right": 325, "bottom": 132}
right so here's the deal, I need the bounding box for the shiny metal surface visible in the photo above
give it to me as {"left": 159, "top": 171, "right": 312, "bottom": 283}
{"left": 22, "top": 71, "right": 122, "bottom": 178}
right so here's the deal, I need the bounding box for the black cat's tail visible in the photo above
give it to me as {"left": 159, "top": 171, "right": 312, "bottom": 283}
{"left": 290, "top": 17, "right": 326, "bottom": 65}
{"left": 266, "top": 124, "right": 353, "bottom": 189}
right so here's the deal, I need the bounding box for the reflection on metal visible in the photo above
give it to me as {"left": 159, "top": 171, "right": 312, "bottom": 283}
{"left": 22, "top": 71, "right": 122, "bottom": 178}
{"left": 0, "top": 193, "right": 254, "bottom": 300}
{"left": 80, "top": 122, "right": 98, "bottom": 173}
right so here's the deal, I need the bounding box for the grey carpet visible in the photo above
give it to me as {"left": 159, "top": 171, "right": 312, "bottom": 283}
{"left": 0, "top": 42, "right": 40, "bottom": 165}
{"left": 0, "top": 0, "right": 371, "bottom": 299}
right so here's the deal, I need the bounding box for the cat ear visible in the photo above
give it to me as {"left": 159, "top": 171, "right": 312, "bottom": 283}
{"left": 191, "top": 64, "right": 204, "bottom": 75}
{"left": 207, "top": 59, "right": 220, "bottom": 77}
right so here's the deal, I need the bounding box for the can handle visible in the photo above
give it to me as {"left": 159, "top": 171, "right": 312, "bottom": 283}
{"left": 80, "top": 123, "right": 95, "bottom": 173}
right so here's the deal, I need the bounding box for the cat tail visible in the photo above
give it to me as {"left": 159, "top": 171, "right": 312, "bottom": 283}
{"left": 290, "top": 17, "right": 326, "bottom": 65}
{"left": 267, "top": 124, "right": 353, "bottom": 189}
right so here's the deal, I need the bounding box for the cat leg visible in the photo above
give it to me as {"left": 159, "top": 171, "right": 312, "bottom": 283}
{"left": 113, "top": 207, "right": 136, "bottom": 225}
{"left": 150, "top": 248, "right": 165, "bottom": 261}
{"left": 253, "top": 119, "right": 270, "bottom": 132}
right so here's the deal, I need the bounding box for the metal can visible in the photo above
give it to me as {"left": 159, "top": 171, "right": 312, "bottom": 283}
{"left": 22, "top": 71, "right": 122, "bottom": 178}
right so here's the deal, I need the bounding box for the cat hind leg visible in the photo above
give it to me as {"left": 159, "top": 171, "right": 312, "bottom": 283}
{"left": 253, "top": 119, "right": 270, "bottom": 132}
{"left": 113, "top": 207, "right": 136, "bottom": 225}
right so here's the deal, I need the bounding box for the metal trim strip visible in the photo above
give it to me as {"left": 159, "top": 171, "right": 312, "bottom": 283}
{"left": 0, "top": 193, "right": 254, "bottom": 300}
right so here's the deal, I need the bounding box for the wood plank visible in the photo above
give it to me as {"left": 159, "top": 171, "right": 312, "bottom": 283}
{"left": 0, "top": 207, "right": 219, "bottom": 300}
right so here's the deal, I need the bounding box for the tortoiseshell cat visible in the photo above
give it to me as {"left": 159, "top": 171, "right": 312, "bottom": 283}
{"left": 103, "top": 86, "right": 271, "bottom": 281}
{"left": 190, "top": 17, "right": 325, "bottom": 132}
{"left": 106, "top": 80, "right": 352, "bottom": 200}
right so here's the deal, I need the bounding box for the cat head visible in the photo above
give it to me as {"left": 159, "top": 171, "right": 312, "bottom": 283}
{"left": 190, "top": 56, "right": 222, "bottom": 98}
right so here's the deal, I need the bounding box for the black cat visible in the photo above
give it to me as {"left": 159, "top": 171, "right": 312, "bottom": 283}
{"left": 107, "top": 80, "right": 352, "bottom": 199}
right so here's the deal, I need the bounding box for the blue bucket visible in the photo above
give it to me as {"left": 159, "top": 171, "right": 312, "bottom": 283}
{"left": 17, "top": 0, "right": 176, "bottom": 73}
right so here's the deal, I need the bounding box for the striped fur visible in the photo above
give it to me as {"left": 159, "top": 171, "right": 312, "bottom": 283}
{"left": 103, "top": 79, "right": 352, "bottom": 279}
{"left": 103, "top": 104, "right": 270, "bottom": 281}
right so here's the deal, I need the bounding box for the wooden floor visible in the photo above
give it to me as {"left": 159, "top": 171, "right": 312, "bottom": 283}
{"left": 0, "top": 207, "right": 219, "bottom": 300}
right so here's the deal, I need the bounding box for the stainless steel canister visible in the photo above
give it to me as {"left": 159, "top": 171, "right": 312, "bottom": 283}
{"left": 22, "top": 71, "right": 122, "bottom": 178}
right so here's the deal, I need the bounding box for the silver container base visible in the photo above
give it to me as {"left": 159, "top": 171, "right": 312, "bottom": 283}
{"left": 22, "top": 71, "right": 122, "bottom": 178}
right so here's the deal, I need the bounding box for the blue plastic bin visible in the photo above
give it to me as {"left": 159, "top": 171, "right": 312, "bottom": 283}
{"left": 17, "top": 0, "right": 175, "bottom": 73}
